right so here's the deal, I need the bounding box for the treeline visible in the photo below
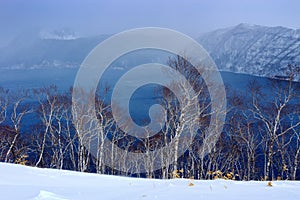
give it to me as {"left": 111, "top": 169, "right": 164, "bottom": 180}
{"left": 0, "top": 58, "right": 300, "bottom": 181}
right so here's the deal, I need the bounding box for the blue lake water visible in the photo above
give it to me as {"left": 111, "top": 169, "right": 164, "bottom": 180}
{"left": 0, "top": 68, "right": 289, "bottom": 131}
{"left": 0, "top": 68, "right": 270, "bottom": 92}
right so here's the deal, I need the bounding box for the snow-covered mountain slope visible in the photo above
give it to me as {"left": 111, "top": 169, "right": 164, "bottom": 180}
{"left": 0, "top": 32, "right": 109, "bottom": 69}
{"left": 0, "top": 163, "right": 300, "bottom": 200}
{"left": 198, "top": 23, "right": 300, "bottom": 78}
{"left": 1, "top": 24, "right": 300, "bottom": 78}
{"left": 39, "top": 29, "right": 79, "bottom": 40}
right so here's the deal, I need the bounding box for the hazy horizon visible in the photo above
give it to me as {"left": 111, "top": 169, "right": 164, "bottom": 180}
{"left": 1, "top": 0, "right": 300, "bottom": 46}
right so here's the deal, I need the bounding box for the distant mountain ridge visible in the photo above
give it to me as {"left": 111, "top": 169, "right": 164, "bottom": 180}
{"left": 1, "top": 24, "right": 299, "bottom": 79}
{"left": 0, "top": 31, "right": 109, "bottom": 69}
{"left": 198, "top": 23, "right": 300, "bottom": 78}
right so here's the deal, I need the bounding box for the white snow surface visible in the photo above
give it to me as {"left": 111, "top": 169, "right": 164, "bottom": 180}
{"left": 0, "top": 163, "right": 299, "bottom": 200}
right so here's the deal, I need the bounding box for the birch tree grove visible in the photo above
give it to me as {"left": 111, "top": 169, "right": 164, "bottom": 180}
{"left": 0, "top": 62, "right": 299, "bottom": 180}
{"left": 249, "top": 77, "right": 300, "bottom": 180}
{"left": 5, "top": 91, "right": 31, "bottom": 163}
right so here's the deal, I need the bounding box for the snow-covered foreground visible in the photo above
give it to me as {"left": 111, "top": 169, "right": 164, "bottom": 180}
{"left": 0, "top": 163, "right": 299, "bottom": 200}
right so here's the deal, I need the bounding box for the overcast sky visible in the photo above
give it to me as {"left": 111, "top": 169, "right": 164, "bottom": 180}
{"left": 0, "top": 0, "right": 300, "bottom": 46}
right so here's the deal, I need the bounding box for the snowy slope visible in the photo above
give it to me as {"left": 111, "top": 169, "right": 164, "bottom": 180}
{"left": 0, "top": 163, "right": 299, "bottom": 200}
{"left": 0, "top": 32, "right": 109, "bottom": 70}
{"left": 198, "top": 23, "right": 300, "bottom": 78}
{"left": 2, "top": 24, "right": 300, "bottom": 78}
